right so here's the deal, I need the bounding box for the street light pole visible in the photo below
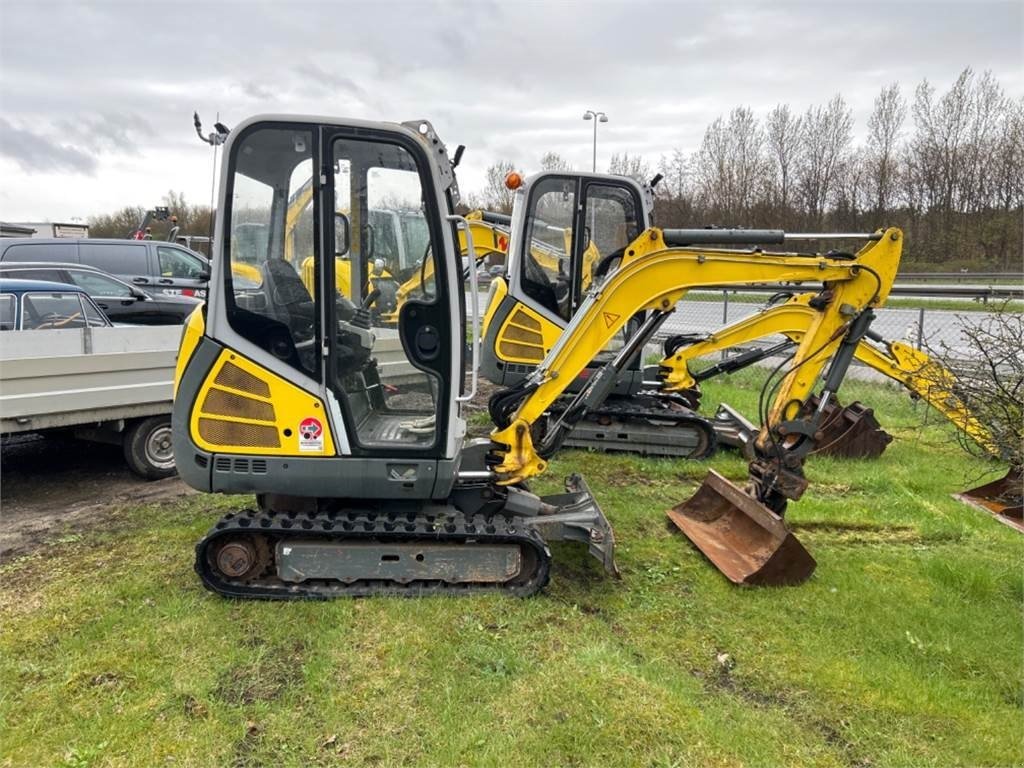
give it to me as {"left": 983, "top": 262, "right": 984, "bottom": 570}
{"left": 582, "top": 110, "right": 608, "bottom": 172}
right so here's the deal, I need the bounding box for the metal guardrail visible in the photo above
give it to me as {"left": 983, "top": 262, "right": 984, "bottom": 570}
{"left": 702, "top": 283, "right": 1023, "bottom": 300}
{"left": 896, "top": 271, "right": 1023, "bottom": 282}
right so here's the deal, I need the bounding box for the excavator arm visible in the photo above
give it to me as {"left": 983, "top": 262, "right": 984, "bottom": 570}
{"left": 489, "top": 227, "right": 903, "bottom": 490}
{"left": 659, "top": 293, "right": 996, "bottom": 454}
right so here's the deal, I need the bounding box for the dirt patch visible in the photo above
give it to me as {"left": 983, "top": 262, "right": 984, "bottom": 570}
{"left": 0, "top": 434, "right": 196, "bottom": 561}
{"left": 693, "top": 659, "right": 872, "bottom": 768}
{"left": 214, "top": 640, "right": 308, "bottom": 706}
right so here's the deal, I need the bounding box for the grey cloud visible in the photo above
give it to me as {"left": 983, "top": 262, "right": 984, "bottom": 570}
{"left": 53, "top": 112, "right": 153, "bottom": 155}
{"left": 0, "top": 118, "right": 98, "bottom": 174}
{"left": 0, "top": 0, "right": 1020, "bottom": 218}
{"left": 239, "top": 81, "right": 275, "bottom": 100}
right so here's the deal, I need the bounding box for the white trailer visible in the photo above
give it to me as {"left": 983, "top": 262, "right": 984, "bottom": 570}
{"left": 0, "top": 325, "right": 179, "bottom": 478}
{"left": 0, "top": 324, "right": 420, "bottom": 479}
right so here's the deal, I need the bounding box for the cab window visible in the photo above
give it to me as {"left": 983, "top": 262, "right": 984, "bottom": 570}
{"left": 22, "top": 293, "right": 89, "bottom": 329}
{"left": 0, "top": 295, "right": 15, "bottom": 330}
{"left": 69, "top": 270, "right": 134, "bottom": 297}
{"left": 158, "top": 247, "right": 205, "bottom": 279}
{"left": 225, "top": 126, "right": 318, "bottom": 378}
{"left": 580, "top": 183, "right": 642, "bottom": 292}
{"left": 520, "top": 177, "right": 576, "bottom": 321}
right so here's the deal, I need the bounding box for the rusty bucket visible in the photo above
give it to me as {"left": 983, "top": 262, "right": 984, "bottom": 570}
{"left": 809, "top": 396, "right": 893, "bottom": 459}
{"left": 955, "top": 468, "right": 1023, "bottom": 533}
{"left": 667, "top": 469, "right": 816, "bottom": 586}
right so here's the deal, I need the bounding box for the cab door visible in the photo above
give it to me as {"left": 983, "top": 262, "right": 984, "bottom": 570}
{"left": 321, "top": 127, "right": 455, "bottom": 457}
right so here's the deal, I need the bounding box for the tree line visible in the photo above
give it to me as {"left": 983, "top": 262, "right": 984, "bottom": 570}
{"left": 477, "top": 69, "right": 1022, "bottom": 270}
{"left": 88, "top": 190, "right": 213, "bottom": 243}
{"left": 88, "top": 69, "right": 1020, "bottom": 271}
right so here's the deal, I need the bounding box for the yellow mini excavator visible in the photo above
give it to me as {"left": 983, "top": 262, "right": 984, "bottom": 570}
{"left": 479, "top": 170, "right": 893, "bottom": 460}
{"left": 173, "top": 113, "right": 903, "bottom": 594}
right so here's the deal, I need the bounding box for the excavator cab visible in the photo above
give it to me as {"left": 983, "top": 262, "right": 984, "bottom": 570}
{"left": 176, "top": 117, "right": 463, "bottom": 486}
{"left": 482, "top": 171, "right": 651, "bottom": 385}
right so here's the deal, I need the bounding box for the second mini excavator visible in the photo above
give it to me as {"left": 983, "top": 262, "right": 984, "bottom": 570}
{"left": 172, "top": 113, "right": 902, "bottom": 595}
{"left": 479, "top": 170, "right": 892, "bottom": 460}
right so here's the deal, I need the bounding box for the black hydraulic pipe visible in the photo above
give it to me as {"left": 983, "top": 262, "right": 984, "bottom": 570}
{"left": 663, "top": 229, "right": 786, "bottom": 246}
{"left": 814, "top": 309, "right": 877, "bottom": 420}
{"left": 691, "top": 340, "right": 795, "bottom": 383}
{"left": 479, "top": 211, "right": 512, "bottom": 226}
{"left": 661, "top": 229, "right": 884, "bottom": 247}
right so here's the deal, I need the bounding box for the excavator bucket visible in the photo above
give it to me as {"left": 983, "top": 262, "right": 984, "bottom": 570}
{"left": 955, "top": 469, "right": 1023, "bottom": 533}
{"left": 808, "top": 396, "right": 893, "bottom": 459}
{"left": 667, "top": 470, "right": 816, "bottom": 586}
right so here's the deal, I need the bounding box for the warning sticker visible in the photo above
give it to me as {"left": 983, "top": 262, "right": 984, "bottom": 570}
{"left": 602, "top": 312, "right": 620, "bottom": 328}
{"left": 298, "top": 417, "right": 324, "bottom": 452}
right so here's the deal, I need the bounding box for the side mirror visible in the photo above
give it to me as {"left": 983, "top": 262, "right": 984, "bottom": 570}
{"left": 198, "top": 269, "right": 211, "bottom": 281}
{"left": 335, "top": 212, "right": 351, "bottom": 255}
{"left": 364, "top": 222, "right": 375, "bottom": 259}
{"left": 132, "top": 289, "right": 150, "bottom": 301}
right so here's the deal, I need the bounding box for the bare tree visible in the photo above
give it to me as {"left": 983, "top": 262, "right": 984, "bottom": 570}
{"left": 607, "top": 152, "right": 651, "bottom": 182}
{"left": 866, "top": 83, "right": 906, "bottom": 214}
{"left": 694, "top": 107, "right": 767, "bottom": 222}
{"left": 926, "top": 309, "right": 1023, "bottom": 485}
{"left": 797, "top": 95, "right": 853, "bottom": 224}
{"left": 765, "top": 104, "right": 802, "bottom": 216}
{"left": 539, "top": 152, "right": 572, "bottom": 172}
{"left": 483, "top": 160, "right": 517, "bottom": 213}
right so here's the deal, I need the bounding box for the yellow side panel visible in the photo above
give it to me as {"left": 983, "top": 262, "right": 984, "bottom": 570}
{"left": 189, "top": 349, "right": 336, "bottom": 456}
{"left": 173, "top": 307, "right": 205, "bottom": 399}
{"left": 481, "top": 276, "right": 508, "bottom": 339}
{"left": 494, "top": 299, "right": 563, "bottom": 364}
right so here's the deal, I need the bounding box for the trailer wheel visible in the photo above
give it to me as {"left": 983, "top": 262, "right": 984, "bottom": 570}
{"left": 123, "top": 416, "right": 176, "bottom": 480}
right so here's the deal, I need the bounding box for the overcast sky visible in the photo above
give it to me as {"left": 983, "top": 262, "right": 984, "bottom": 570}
{"left": 1, "top": 0, "right": 1021, "bottom": 222}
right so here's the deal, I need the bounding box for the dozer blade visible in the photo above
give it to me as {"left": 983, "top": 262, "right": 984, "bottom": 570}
{"left": 809, "top": 396, "right": 893, "bottom": 459}
{"left": 955, "top": 468, "right": 1023, "bottom": 533}
{"left": 667, "top": 469, "right": 816, "bottom": 586}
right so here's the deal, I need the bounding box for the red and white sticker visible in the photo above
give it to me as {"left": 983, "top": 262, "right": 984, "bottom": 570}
{"left": 298, "top": 417, "right": 324, "bottom": 452}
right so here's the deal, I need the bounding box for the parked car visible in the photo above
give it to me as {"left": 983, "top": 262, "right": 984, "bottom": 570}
{"left": 0, "top": 278, "right": 112, "bottom": 331}
{"left": 0, "top": 262, "right": 202, "bottom": 325}
{"left": 0, "top": 237, "right": 211, "bottom": 297}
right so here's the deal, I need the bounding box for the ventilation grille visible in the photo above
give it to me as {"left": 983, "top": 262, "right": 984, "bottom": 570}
{"left": 199, "top": 418, "right": 281, "bottom": 448}
{"left": 194, "top": 454, "right": 209, "bottom": 468}
{"left": 498, "top": 310, "right": 545, "bottom": 362}
{"left": 214, "top": 362, "right": 271, "bottom": 398}
{"left": 212, "top": 456, "right": 271, "bottom": 474}
{"left": 498, "top": 341, "right": 544, "bottom": 362}
{"left": 202, "top": 388, "right": 275, "bottom": 421}
{"left": 509, "top": 309, "right": 541, "bottom": 332}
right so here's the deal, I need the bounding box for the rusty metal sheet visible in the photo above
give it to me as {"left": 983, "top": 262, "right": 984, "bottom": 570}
{"left": 810, "top": 397, "right": 893, "bottom": 459}
{"left": 667, "top": 469, "right": 816, "bottom": 586}
{"left": 955, "top": 469, "right": 1023, "bottom": 533}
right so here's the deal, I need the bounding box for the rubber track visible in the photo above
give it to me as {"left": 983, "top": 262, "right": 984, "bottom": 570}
{"left": 548, "top": 395, "right": 718, "bottom": 459}
{"left": 194, "top": 508, "right": 552, "bottom": 599}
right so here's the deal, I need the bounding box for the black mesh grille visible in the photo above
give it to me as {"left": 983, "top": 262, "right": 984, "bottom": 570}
{"left": 202, "top": 388, "right": 275, "bottom": 421}
{"left": 214, "top": 362, "right": 271, "bottom": 398}
{"left": 199, "top": 418, "right": 281, "bottom": 448}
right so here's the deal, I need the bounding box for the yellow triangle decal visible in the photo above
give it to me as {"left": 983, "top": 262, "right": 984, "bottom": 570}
{"left": 602, "top": 312, "right": 620, "bottom": 328}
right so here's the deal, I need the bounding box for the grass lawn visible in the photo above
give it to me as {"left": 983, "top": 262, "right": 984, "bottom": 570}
{"left": 2, "top": 372, "right": 1022, "bottom": 767}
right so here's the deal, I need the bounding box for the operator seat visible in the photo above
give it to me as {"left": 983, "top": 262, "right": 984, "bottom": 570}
{"left": 261, "top": 258, "right": 315, "bottom": 327}
{"left": 258, "top": 258, "right": 316, "bottom": 368}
